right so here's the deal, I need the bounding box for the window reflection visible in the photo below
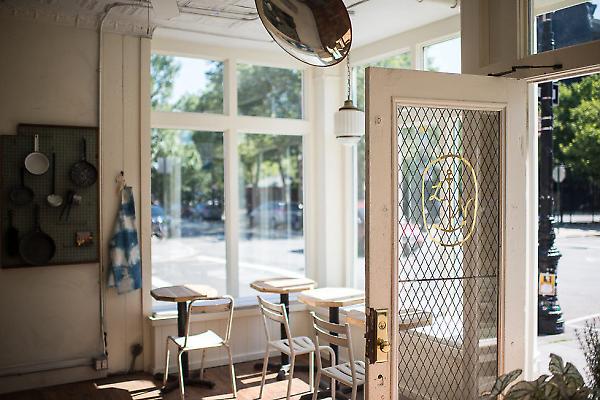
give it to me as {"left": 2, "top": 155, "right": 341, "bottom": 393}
{"left": 151, "top": 54, "right": 224, "bottom": 114}
{"left": 423, "top": 37, "right": 461, "bottom": 73}
{"left": 237, "top": 64, "right": 303, "bottom": 119}
{"left": 150, "top": 129, "right": 225, "bottom": 308}
{"left": 238, "top": 134, "right": 305, "bottom": 298}
{"left": 532, "top": 1, "right": 600, "bottom": 54}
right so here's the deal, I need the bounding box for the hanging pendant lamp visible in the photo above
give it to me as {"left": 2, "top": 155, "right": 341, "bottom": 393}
{"left": 334, "top": 55, "right": 365, "bottom": 146}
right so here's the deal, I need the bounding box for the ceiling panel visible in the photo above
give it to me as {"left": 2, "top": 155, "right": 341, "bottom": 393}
{"left": 0, "top": 0, "right": 460, "bottom": 50}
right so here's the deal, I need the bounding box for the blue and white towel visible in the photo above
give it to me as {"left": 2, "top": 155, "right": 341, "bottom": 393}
{"left": 108, "top": 186, "right": 142, "bottom": 294}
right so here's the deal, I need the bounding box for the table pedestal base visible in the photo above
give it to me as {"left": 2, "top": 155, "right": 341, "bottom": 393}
{"left": 154, "top": 372, "right": 215, "bottom": 394}
{"left": 253, "top": 360, "right": 311, "bottom": 381}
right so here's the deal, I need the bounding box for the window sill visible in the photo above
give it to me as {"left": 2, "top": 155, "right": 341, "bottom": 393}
{"left": 148, "top": 295, "right": 307, "bottom": 327}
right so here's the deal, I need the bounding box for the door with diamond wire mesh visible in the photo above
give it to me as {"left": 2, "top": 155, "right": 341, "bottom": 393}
{"left": 365, "top": 68, "right": 529, "bottom": 399}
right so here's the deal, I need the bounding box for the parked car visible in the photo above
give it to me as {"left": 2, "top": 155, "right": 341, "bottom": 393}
{"left": 151, "top": 205, "right": 167, "bottom": 239}
{"left": 248, "top": 201, "right": 303, "bottom": 231}
{"left": 194, "top": 200, "right": 223, "bottom": 221}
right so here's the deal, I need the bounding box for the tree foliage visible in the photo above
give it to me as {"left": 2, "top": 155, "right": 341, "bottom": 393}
{"left": 150, "top": 54, "right": 303, "bottom": 213}
{"left": 554, "top": 74, "right": 600, "bottom": 182}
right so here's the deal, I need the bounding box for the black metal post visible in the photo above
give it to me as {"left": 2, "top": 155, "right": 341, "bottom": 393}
{"left": 538, "top": 15, "right": 565, "bottom": 335}
{"left": 280, "top": 293, "right": 290, "bottom": 366}
{"left": 177, "top": 301, "right": 190, "bottom": 378}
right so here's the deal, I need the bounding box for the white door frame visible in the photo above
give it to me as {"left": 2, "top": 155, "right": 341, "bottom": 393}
{"left": 365, "top": 68, "right": 531, "bottom": 398}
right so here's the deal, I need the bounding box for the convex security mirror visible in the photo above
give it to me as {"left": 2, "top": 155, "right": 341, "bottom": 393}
{"left": 255, "top": 0, "right": 352, "bottom": 67}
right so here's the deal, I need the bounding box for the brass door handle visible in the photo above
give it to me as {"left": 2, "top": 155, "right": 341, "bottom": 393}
{"left": 377, "top": 338, "right": 391, "bottom": 353}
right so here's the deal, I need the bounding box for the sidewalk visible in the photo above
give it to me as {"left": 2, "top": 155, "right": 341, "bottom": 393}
{"left": 555, "top": 223, "right": 600, "bottom": 238}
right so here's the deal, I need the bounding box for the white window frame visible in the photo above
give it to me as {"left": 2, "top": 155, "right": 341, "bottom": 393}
{"left": 418, "top": 33, "right": 462, "bottom": 72}
{"left": 148, "top": 40, "right": 313, "bottom": 301}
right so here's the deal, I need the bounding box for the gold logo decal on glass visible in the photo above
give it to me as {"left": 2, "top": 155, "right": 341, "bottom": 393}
{"left": 421, "top": 154, "right": 478, "bottom": 247}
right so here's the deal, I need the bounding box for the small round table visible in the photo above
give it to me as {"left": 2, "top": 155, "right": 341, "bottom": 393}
{"left": 250, "top": 277, "right": 316, "bottom": 379}
{"left": 151, "top": 284, "right": 218, "bottom": 393}
{"left": 298, "top": 287, "right": 365, "bottom": 399}
{"left": 297, "top": 287, "right": 365, "bottom": 360}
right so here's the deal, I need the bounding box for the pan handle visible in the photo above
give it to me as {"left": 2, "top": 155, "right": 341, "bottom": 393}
{"left": 82, "top": 138, "right": 87, "bottom": 161}
{"left": 20, "top": 167, "right": 26, "bottom": 185}
{"left": 52, "top": 153, "right": 57, "bottom": 193}
{"left": 34, "top": 134, "right": 40, "bottom": 152}
{"left": 34, "top": 204, "right": 40, "bottom": 230}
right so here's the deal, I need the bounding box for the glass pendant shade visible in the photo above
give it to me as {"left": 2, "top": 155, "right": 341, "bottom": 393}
{"left": 334, "top": 99, "right": 365, "bottom": 146}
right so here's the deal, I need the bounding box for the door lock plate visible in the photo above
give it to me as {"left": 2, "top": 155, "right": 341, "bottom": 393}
{"left": 366, "top": 308, "right": 390, "bottom": 364}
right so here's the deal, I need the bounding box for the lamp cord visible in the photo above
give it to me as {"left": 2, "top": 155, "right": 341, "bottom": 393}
{"left": 346, "top": 54, "right": 352, "bottom": 101}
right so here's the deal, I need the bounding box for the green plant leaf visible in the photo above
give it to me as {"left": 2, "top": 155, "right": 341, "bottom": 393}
{"left": 483, "top": 369, "right": 523, "bottom": 397}
{"left": 548, "top": 353, "right": 566, "bottom": 376}
{"left": 505, "top": 375, "right": 549, "bottom": 400}
{"left": 563, "top": 362, "right": 585, "bottom": 387}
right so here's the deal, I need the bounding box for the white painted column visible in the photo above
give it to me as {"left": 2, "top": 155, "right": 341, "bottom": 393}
{"left": 309, "top": 66, "right": 347, "bottom": 287}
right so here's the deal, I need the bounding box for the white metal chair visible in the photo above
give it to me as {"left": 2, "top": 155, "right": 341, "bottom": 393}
{"left": 311, "top": 312, "right": 365, "bottom": 400}
{"left": 163, "top": 295, "right": 236, "bottom": 400}
{"left": 257, "top": 295, "right": 316, "bottom": 399}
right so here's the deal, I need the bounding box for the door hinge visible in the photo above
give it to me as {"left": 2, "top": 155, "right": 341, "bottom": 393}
{"left": 365, "top": 308, "right": 390, "bottom": 364}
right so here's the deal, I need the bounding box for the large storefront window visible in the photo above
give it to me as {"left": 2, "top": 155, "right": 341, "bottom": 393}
{"left": 150, "top": 53, "right": 307, "bottom": 306}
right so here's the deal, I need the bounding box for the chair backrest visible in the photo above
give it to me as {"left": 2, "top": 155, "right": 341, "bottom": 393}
{"left": 311, "top": 312, "right": 356, "bottom": 371}
{"left": 184, "top": 295, "right": 234, "bottom": 347}
{"left": 257, "top": 296, "right": 292, "bottom": 344}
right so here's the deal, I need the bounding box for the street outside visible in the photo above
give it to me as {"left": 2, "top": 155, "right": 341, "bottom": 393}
{"left": 151, "top": 217, "right": 600, "bottom": 381}
{"left": 537, "top": 224, "right": 600, "bottom": 380}
{"left": 151, "top": 218, "right": 305, "bottom": 310}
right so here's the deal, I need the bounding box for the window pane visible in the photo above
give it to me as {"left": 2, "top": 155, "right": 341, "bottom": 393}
{"left": 237, "top": 64, "right": 303, "bottom": 119}
{"left": 151, "top": 54, "right": 224, "bottom": 114}
{"left": 238, "top": 134, "right": 305, "bottom": 297}
{"left": 531, "top": 1, "right": 600, "bottom": 54}
{"left": 424, "top": 37, "right": 462, "bottom": 73}
{"left": 352, "top": 52, "right": 411, "bottom": 289}
{"left": 353, "top": 52, "right": 411, "bottom": 110}
{"left": 151, "top": 129, "right": 225, "bottom": 309}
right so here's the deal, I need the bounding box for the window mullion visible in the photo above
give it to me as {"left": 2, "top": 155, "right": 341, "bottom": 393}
{"left": 224, "top": 58, "right": 239, "bottom": 297}
{"left": 224, "top": 128, "right": 239, "bottom": 298}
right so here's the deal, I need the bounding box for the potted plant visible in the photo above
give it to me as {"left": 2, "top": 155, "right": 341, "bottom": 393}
{"left": 577, "top": 319, "right": 600, "bottom": 399}
{"left": 479, "top": 353, "right": 591, "bottom": 399}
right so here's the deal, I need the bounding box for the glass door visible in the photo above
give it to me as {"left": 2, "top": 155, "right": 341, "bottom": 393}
{"left": 365, "top": 69, "right": 529, "bottom": 399}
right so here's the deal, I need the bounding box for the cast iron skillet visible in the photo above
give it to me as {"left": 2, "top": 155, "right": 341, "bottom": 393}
{"left": 19, "top": 204, "right": 56, "bottom": 266}
{"left": 9, "top": 168, "right": 34, "bottom": 206}
{"left": 70, "top": 138, "right": 97, "bottom": 187}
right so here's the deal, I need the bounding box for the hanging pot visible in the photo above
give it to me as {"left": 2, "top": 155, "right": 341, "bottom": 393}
{"left": 24, "top": 134, "right": 49, "bottom": 175}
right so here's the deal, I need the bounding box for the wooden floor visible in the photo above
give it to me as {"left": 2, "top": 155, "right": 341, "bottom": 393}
{"left": 0, "top": 357, "right": 363, "bottom": 400}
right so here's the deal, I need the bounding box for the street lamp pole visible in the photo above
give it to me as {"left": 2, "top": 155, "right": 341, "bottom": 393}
{"left": 538, "top": 14, "right": 565, "bottom": 335}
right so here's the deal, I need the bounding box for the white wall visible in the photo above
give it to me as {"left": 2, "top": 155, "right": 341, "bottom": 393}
{"left": 0, "top": 17, "right": 149, "bottom": 393}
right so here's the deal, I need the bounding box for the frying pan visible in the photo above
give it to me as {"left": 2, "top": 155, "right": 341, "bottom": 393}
{"left": 5, "top": 210, "right": 19, "bottom": 257}
{"left": 70, "top": 138, "right": 97, "bottom": 187}
{"left": 24, "top": 134, "right": 50, "bottom": 175}
{"left": 19, "top": 204, "right": 56, "bottom": 266}
{"left": 9, "top": 168, "right": 34, "bottom": 206}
